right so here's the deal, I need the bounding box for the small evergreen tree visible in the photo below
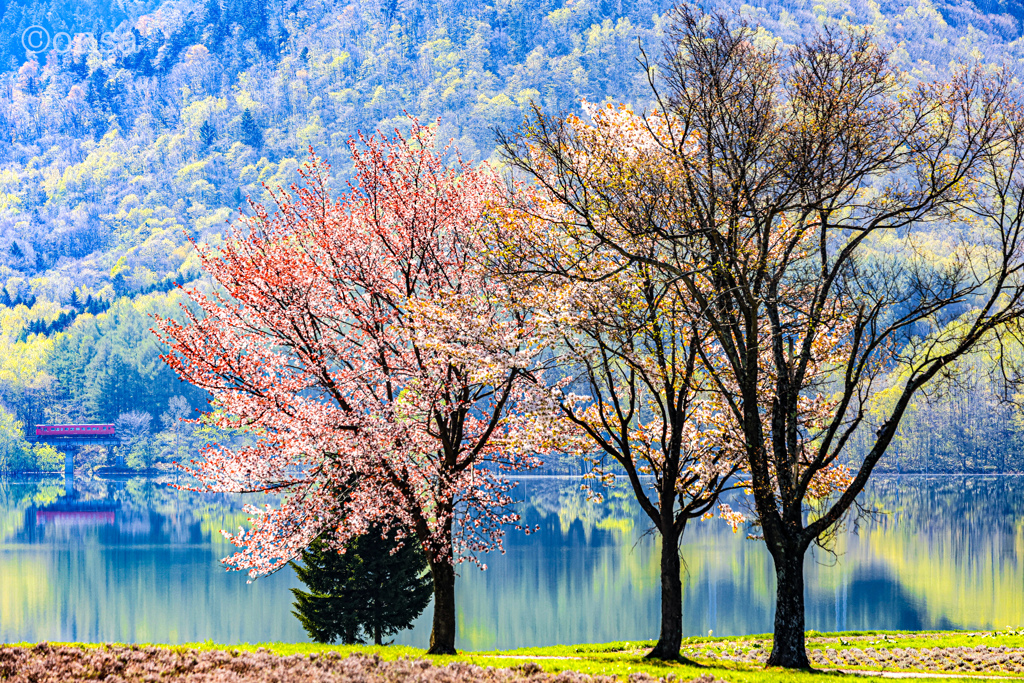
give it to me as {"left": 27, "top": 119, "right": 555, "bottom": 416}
{"left": 9, "top": 241, "right": 23, "bottom": 259}
{"left": 239, "top": 109, "right": 262, "bottom": 149}
{"left": 199, "top": 120, "right": 218, "bottom": 148}
{"left": 204, "top": 0, "right": 222, "bottom": 25}
{"left": 239, "top": 0, "right": 269, "bottom": 36}
{"left": 87, "top": 67, "right": 110, "bottom": 108}
{"left": 290, "top": 526, "right": 433, "bottom": 645}
{"left": 112, "top": 271, "right": 129, "bottom": 297}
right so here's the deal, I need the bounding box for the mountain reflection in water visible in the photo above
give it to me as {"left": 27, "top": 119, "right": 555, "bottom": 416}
{"left": 0, "top": 474, "right": 1021, "bottom": 648}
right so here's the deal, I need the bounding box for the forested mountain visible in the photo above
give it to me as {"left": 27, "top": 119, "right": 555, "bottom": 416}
{"left": 1, "top": 0, "right": 1023, "bottom": 472}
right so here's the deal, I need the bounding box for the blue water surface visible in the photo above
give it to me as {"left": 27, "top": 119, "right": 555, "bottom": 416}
{"left": 0, "top": 474, "right": 1021, "bottom": 648}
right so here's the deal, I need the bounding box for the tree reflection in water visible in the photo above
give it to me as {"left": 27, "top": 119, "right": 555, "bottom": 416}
{"left": 0, "top": 474, "right": 1021, "bottom": 648}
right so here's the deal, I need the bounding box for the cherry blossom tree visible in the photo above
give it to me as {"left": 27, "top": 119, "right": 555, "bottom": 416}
{"left": 155, "top": 123, "right": 560, "bottom": 654}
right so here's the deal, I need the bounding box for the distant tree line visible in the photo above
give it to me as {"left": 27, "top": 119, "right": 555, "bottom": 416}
{"left": 16, "top": 291, "right": 111, "bottom": 340}
{"left": 857, "top": 357, "right": 1024, "bottom": 474}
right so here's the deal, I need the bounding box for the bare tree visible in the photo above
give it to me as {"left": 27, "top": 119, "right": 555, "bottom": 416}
{"left": 161, "top": 395, "right": 192, "bottom": 456}
{"left": 494, "top": 106, "right": 745, "bottom": 661}
{"left": 499, "top": 6, "right": 1024, "bottom": 668}
{"left": 116, "top": 410, "right": 152, "bottom": 444}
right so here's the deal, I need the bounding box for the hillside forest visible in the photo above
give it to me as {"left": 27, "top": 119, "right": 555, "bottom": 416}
{"left": 1, "top": 0, "right": 1024, "bottom": 473}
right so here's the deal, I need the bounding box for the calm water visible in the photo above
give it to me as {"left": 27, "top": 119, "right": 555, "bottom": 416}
{"left": 0, "top": 474, "right": 1022, "bottom": 648}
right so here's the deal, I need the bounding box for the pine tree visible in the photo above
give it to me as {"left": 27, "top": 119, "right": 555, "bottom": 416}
{"left": 92, "top": 354, "right": 153, "bottom": 421}
{"left": 239, "top": 109, "right": 262, "bottom": 149}
{"left": 199, "top": 120, "right": 217, "bottom": 148}
{"left": 68, "top": 52, "right": 88, "bottom": 79}
{"left": 200, "top": 0, "right": 226, "bottom": 50}
{"left": 382, "top": 0, "right": 399, "bottom": 27}
{"left": 9, "top": 241, "right": 23, "bottom": 259}
{"left": 290, "top": 526, "right": 433, "bottom": 645}
{"left": 204, "top": 0, "right": 222, "bottom": 25}
{"left": 237, "top": 0, "right": 268, "bottom": 38}
{"left": 112, "top": 271, "right": 128, "bottom": 297}
{"left": 87, "top": 67, "right": 109, "bottom": 108}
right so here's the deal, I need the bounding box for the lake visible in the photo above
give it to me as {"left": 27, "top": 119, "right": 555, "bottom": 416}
{"left": 0, "top": 474, "right": 1021, "bottom": 649}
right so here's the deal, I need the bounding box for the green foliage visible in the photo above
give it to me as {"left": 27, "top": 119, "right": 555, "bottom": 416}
{"left": 46, "top": 293, "right": 207, "bottom": 425}
{"left": 32, "top": 443, "right": 63, "bottom": 471}
{"left": 123, "top": 442, "right": 153, "bottom": 469}
{"left": 0, "top": 291, "right": 209, "bottom": 470}
{"left": 0, "top": 407, "right": 63, "bottom": 472}
{"left": 848, "top": 332, "right": 1024, "bottom": 473}
{"left": 0, "top": 407, "right": 34, "bottom": 471}
{"left": 290, "top": 530, "right": 433, "bottom": 646}
{"left": 92, "top": 355, "right": 147, "bottom": 420}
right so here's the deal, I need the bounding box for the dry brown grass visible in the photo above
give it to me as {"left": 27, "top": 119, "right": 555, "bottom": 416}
{"left": 0, "top": 643, "right": 729, "bottom": 683}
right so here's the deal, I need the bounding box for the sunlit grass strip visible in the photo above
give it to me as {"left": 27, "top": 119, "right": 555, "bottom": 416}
{"left": 6, "top": 631, "right": 1024, "bottom": 682}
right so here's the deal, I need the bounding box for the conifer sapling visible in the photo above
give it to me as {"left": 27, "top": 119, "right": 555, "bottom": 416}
{"left": 290, "top": 526, "right": 433, "bottom": 645}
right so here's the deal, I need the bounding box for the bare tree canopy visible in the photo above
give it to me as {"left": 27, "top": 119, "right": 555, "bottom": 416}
{"left": 492, "top": 103, "right": 745, "bottom": 660}
{"left": 499, "top": 4, "right": 1024, "bottom": 668}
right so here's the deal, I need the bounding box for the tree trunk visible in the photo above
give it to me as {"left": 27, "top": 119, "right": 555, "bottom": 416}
{"left": 646, "top": 529, "right": 683, "bottom": 660}
{"left": 766, "top": 545, "right": 810, "bottom": 668}
{"left": 427, "top": 560, "right": 457, "bottom": 654}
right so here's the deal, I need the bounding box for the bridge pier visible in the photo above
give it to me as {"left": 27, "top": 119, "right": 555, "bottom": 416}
{"left": 28, "top": 433, "right": 121, "bottom": 480}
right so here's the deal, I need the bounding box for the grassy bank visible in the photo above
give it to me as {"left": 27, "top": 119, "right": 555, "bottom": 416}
{"left": 8, "top": 631, "right": 1024, "bottom": 682}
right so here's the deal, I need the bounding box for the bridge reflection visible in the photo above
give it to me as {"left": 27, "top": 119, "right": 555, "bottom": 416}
{"left": 35, "top": 506, "right": 117, "bottom": 526}
{"left": 28, "top": 468, "right": 120, "bottom": 529}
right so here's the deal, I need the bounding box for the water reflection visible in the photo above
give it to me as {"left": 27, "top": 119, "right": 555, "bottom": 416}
{"left": 0, "top": 474, "right": 296, "bottom": 644}
{"left": 0, "top": 474, "right": 1021, "bottom": 648}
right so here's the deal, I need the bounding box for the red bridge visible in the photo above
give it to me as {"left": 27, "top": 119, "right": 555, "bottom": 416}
{"left": 31, "top": 424, "right": 121, "bottom": 476}
{"left": 36, "top": 424, "right": 115, "bottom": 437}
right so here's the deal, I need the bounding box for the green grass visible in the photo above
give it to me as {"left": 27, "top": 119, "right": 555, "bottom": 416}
{"left": 8, "top": 631, "right": 1024, "bottom": 682}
